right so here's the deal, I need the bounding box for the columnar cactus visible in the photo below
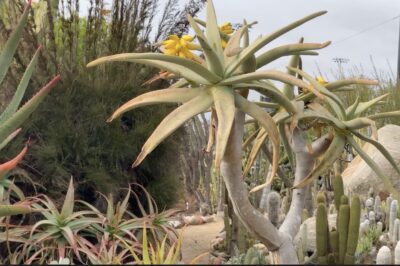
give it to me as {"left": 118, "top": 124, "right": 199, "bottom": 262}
{"left": 395, "top": 241, "right": 400, "bottom": 264}
{"left": 266, "top": 191, "right": 281, "bottom": 227}
{"left": 369, "top": 211, "right": 376, "bottom": 226}
{"left": 344, "top": 195, "right": 361, "bottom": 264}
{"left": 333, "top": 174, "right": 344, "bottom": 210}
{"left": 390, "top": 200, "right": 398, "bottom": 237}
{"left": 316, "top": 197, "right": 329, "bottom": 264}
{"left": 392, "top": 218, "right": 400, "bottom": 244}
{"left": 338, "top": 195, "right": 350, "bottom": 264}
{"left": 376, "top": 245, "right": 392, "bottom": 264}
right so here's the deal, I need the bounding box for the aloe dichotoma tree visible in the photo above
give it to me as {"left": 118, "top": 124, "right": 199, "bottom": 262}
{"left": 87, "top": 0, "right": 400, "bottom": 263}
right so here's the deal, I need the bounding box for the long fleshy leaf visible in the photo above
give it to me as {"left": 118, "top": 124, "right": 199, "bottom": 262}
{"left": 288, "top": 67, "right": 346, "bottom": 119}
{"left": 187, "top": 15, "right": 224, "bottom": 76}
{"left": 352, "top": 93, "right": 389, "bottom": 118}
{"left": 347, "top": 136, "right": 399, "bottom": 199}
{"left": 0, "top": 144, "right": 28, "bottom": 181}
{"left": 282, "top": 38, "right": 303, "bottom": 100}
{"left": 351, "top": 129, "right": 400, "bottom": 177}
{"left": 220, "top": 70, "right": 311, "bottom": 91}
{"left": 0, "top": 46, "right": 42, "bottom": 123}
{"left": 60, "top": 178, "right": 75, "bottom": 218}
{"left": 242, "top": 127, "right": 261, "bottom": 150}
{"left": 205, "top": 0, "right": 224, "bottom": 63}
{"left": 224, "top": 22, "right": 256, "bottom": 58}
{"left": 243, "top": 128, "right": 268, "bottom": 177}
{"left": 87, "top": 53, "right": 220, "bottom": 85}
{"left": 256, "top": 41, "right": 330, "bottom": 69}
{"left": 0, "top": 1, "right": 31, "bottom": 85}
{"left": 234, "top": 81, "right": 297, "bottom": 113}
{"left": 0, "top": 128, "right": 21, "bottom": 151}
{"left": 368, "top": 111, "right": 400, "bottom": 120}
{"left": 107, "top": 87, "right": 202, "bottom": 122}
{"left": 292, "top": 134, "right": 346, "bottom": 189}
{"left": 224, "top": 11, "right": 327, "bottom": 75}
{"left": 0, "top": 204, "right": 31, "bottom": 217}
{"left": 325, "top": 79, "right": 378, "bottom": 91}
{"left": 235, "top": 93, "right": 280, "bottom": 182}
{"left": 212, "top": 87, "right": 235, "bottom": 168}
{"left": 133, "top": 93, "right": 213, "bottom": 167}
{"left": 0, "top": 75, "right": 60, "bottom": 142}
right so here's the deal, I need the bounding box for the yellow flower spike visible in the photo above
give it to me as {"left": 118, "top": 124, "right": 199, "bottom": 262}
{"left": 316, "top": 76, "right": 328, "bottom": 86}
{"left": 220, "top": 22, "right": 233, "bottom": 34}
{"left": 182, "top": 35, "right": 194, "bottom": 42}
{"left": 161, "top": 34, "right": 197, "bottom": 60}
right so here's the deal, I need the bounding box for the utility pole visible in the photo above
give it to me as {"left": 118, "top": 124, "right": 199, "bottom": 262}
{"left": 397, "top": 17, "right": 400, "bottom": 86}
{"left": 332, "top": 57, "right": 349, "bottom": 78}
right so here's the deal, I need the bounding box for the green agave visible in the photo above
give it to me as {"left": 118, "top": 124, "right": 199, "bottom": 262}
{"left": 87, "top": 0, "right": 333, "bottom": 179}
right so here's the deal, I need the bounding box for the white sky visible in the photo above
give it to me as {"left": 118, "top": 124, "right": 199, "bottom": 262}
{"left": 205, "top": 1, "right": 400, "bottom": 82}
{"left": 79, "top": 0, "right": 400, "bottom": 82}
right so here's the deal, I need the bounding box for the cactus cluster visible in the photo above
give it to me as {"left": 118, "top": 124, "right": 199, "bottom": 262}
{"left": 315, "top": 174, "right": 361, "bottom": 264}
{"left": 225, "top": 247, "right": 269, "bottom": 265}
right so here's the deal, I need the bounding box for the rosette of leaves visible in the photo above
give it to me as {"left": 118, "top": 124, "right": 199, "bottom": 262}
{"left": 87, "top": 0, "right": 334, "bottom": 180}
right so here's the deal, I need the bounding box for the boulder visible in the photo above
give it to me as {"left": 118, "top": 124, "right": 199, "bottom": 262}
{"left": 294, "top": 213, "right": 337, "bottom": 252}
{"left": 342, "top": 124, "right": 400, "bottom": 197}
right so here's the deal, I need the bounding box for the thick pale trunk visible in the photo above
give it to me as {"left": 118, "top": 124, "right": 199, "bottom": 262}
{"left": 220, "top": 110, "right": 333, "bottom": 264}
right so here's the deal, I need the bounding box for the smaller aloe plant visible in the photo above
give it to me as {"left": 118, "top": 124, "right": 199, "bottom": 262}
{"left": 0, "top": 0, "right": 60, "bottom": 217}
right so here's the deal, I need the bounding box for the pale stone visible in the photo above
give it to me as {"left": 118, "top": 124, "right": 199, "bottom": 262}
{"left": 342, "top": 125, "right": 400, "bottom": 196}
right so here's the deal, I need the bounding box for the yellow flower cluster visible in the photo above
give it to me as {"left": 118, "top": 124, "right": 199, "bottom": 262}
{"left": 316, "top": 76, "right": 328, "bottom": 85}
{"left": 162, "top": 35, "right": 196, "bottom": 59}
{"left": 220, "top": 22, "right": 233, "bottom": 35}
{"left": 220, "top": 22, "right": 233, "bottom": 49}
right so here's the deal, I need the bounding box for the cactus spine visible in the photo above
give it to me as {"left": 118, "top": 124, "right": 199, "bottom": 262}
{"left": 343, "top": 195, "right": 361, "bottom": 264}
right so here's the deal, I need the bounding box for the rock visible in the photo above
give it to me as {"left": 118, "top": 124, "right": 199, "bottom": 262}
{"left": 342, "top": 125, "right": 400, "bottom": 196}
{"left": 294, "top": 213, "right": 337, "bottom": 252}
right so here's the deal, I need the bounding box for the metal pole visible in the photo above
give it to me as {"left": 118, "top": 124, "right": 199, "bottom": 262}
{"left": 397, "top": 17, "right": 400, "bottom": 86}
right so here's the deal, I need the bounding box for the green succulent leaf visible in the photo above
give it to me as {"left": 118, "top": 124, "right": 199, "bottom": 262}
{"left": 0, "top": 2, "right": 31, "bottom": 86}
{"left": 224, "top": 10, "right": 327, "bottom": 76}
{"left": 0, "top": 75, "right": 60, "bottom": 142}
{"left": 346, "top": 136, "right": 399, "bottom": 199}
{"left": 256, "top": 41, "right": 330, "bottom": 69}
{"left": 351, "top": 130, "right": 400, "bottom": 177}
{"left": 0, "top": 204, "right": 31, "bottom": 217}
{"left": 234, "top": 93, "right": 280, "bottom": 186}
{"left": 0, "top": 46, "right": 42, "bottom": 123}
{"left": 87, "top": 53, "right": 220, "bottom": 84}
{"left": 243, "top": 128, "right": 267, "bottom": 177}
{"left": 351, "top": 93, "right": 389, "bottom": 118}
{"left": 205, "top": 0, "right": 224, "bottom": 63}
{"left": 133, "top": 93, "right": 213, "bottom": 167}
{"left": 325, "top": 79, "right": 378, "bottom": 91}
{"left": 0, "top": 128, "right": 21, "bottom": 151}
{"left": 187, "top": 15, "right": 224, "bottom": 76}
{"left": 60, "top": 178, "right": 75, "bottom": 218}
{"left": 212, "top": 87, "right": 236, "bottom": 168}
{"left": 107, "top": 87, "right": 203, "bottom": 122}
{"left": 368, "top": 111, "right": 400, "bottom": 120}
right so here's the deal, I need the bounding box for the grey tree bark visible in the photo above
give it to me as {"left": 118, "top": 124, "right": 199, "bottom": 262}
{"left": 220, "top": 109, "right": 333, "bottom": 264}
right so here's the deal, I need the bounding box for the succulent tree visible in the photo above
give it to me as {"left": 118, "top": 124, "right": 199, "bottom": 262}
{"left": 0, "top": 0, "right": 60, "bottom": 216}
{"left": 87, "top": 0, "right": 400, "bottom": 263}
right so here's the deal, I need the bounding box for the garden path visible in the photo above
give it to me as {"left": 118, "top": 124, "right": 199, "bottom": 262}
{"left": 179, "top": 215, "right": 224, "bottom": 264}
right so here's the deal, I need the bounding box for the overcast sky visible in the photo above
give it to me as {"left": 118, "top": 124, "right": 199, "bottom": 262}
{"left": 80, "top": 0, "right": 400, "bottom": 82}
{"left": 203, "top": 1, "right": 400, "bottom": 82}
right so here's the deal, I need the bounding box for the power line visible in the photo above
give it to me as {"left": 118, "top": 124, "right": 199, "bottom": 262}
{"left": 332, "top": 14, "right": 400, "bottom": 46}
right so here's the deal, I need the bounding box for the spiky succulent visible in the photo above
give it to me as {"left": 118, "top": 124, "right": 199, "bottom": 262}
{"left": 87, "top": 0, "right": 334, "bottom": 179}
{"left": 0, "top": 0, "right": 60, "bottom": 216}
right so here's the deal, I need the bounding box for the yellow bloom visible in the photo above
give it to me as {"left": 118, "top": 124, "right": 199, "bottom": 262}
{"left": 316, "top": 76, "right": 328, "bottom": 85}
{"left": 220, "top": 22, "right": 233, "bottom": 35}
{"left": 162, "top": 35, "right": 196, "bottom": 59}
